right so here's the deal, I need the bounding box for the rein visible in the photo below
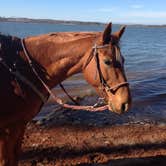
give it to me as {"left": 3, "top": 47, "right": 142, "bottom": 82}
{"left": 21, "top": 39, "right": 108, "bottom": 112}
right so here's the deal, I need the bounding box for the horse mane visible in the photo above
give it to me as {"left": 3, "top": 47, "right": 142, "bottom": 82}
{"left": 0, "top": 34, "right": 22, "bottom": 64}
{"left": 0, "top": 34, "right": 14, "bottom": 49}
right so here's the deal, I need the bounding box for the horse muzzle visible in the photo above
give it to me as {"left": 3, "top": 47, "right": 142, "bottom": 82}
{"left": 108, "top": 101, "right": 131, "bottom": 114}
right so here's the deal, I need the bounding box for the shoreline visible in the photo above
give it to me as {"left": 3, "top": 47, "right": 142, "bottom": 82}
{"left": 1, "top": 17, "right": 166, "bottom": 28}
{"left": 0, "top": 17, "right": 104, "bottom": 26}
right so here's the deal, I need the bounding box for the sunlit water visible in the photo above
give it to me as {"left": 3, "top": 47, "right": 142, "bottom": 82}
{"left": 0, "top": 22, "right": 166, "bottom": 125}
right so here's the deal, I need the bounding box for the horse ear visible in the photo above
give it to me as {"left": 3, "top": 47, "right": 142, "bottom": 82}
{"left": 113, "top": 25, "right": 126, "bottom": 40}
{"left": 102, "top": 22, "right": 112, "bottom": 44}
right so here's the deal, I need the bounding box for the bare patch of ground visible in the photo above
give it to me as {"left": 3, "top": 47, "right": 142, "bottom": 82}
{"left": 19, "top": 122, "right": 166, "bottom": 166}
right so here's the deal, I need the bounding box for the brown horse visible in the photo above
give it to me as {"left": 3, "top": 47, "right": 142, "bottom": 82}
{"left": 0, "top": 23, "right": 131, "bottom": 165}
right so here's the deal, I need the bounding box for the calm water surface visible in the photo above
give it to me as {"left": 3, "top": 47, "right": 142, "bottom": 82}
{"left": 0, "top": 22, "right": 166, "bottom": 124}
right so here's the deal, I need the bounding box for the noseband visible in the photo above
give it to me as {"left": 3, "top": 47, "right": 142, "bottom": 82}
{"left": 92, "top": 44, "right": 129, "bottom": 93}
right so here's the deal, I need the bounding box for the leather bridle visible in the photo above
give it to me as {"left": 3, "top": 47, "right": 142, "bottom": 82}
{"left": 92, "top": 44, "right": 129, "bottom": 94}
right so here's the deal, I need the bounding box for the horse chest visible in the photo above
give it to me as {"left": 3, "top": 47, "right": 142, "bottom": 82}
{"left": 0, "top": 72, "right": 44, "bottom": 125}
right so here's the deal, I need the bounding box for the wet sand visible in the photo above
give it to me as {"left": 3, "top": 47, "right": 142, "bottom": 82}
{"left": 19, "top": 122, "right": 166, "bottom": 166}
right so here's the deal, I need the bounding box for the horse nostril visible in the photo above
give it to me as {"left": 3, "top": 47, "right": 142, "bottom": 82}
{"left": 121, "top": 103, "right": 128, "bottom": 113}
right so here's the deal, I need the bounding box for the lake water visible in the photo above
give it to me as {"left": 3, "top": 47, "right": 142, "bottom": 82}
{"left": 0, "top": 21, "right": 166, "bottom": 125}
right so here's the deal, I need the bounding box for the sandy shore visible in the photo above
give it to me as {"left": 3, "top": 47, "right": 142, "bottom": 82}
{"left": 19, "top": 121, "right": 166, "bottom": 166}
{"left": 18, "top": 95, "right": 166, "bottom": 166}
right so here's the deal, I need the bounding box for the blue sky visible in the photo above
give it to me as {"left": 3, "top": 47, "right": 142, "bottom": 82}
{"left": 0, "top": 0, "right": 166, "bottom": 24}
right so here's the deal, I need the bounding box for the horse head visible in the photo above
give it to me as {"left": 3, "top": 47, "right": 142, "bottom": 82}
{"left": 83, "top": 23, "right": 132, "bottom": 114}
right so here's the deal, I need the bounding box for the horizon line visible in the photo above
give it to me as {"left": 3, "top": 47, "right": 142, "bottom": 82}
{"left": 0, "top": 16, "right": 166, "bottom": 26}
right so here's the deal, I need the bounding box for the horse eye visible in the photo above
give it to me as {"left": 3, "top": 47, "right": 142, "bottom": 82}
{"left": 104, "top": 59, "right": 112, "bottom": 66}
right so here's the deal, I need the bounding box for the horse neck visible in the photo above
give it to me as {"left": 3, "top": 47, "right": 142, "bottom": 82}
{"left": 24, "top": 33, "right": 100, "bottom": 88}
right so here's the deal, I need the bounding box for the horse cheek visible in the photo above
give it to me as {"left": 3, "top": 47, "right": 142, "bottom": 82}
{"left": 83, "top": 64, "right": 99, "bottom": 87}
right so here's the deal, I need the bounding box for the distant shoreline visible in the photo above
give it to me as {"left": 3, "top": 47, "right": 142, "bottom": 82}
{"left": 0, "top": 17, "right": 104, "bottom": 25}
{"left": 0, "top": 17, "right": 166, "bottom": 27}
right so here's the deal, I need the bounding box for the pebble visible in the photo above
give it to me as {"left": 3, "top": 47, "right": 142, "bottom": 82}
{"left": 104, "top": 141, "right": 110, "bottom": 145}
{"left": 73, "top": 120, "right": 81, "bottom": 124}
{"left": 36, "top": 120, "right": 44, "bottom": 125}
{"left": 158, "top": 123, "right": 166, "bottom": 127}
{"left": 32, "top": 143, "right": 38, "bottom": 147}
